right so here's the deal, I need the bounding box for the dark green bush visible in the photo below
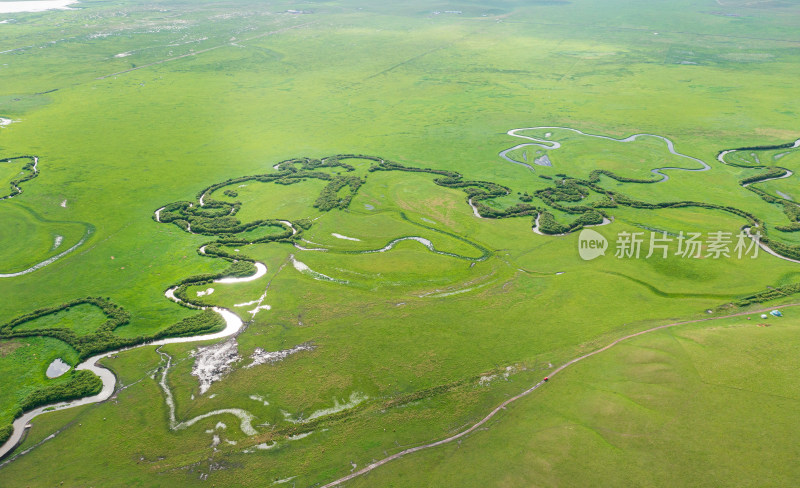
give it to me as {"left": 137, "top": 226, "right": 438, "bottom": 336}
{"left": 314, "top": 175, "right": 364, "bottom": 210}
{"left": 20, "top": 370, "right": 102, "bottom": 413}
{"left": 740, "top": 168, "right": 788, "bottom": 186}
{"left": 154, "top": 309, "right": 225, "bottom": 339}
{"left": 0, "top": 156, "right": 39, "bottom": 200}
{"left": 536, "top": 211, "right": 570, "bottom": 234}
{"left": 0, "top": 423, "right": 12, "bottom": 444}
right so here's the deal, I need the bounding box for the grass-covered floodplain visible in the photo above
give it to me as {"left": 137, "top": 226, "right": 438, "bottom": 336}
{"left": 346, "top": 310, "right": 800, "bottom": 488}
{"left": 0, "top": 0, "right": 799, "bottom": 486}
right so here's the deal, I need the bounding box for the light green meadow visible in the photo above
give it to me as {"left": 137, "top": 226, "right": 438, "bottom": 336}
{"left": 0, "top": 0, "right": 799, "bottom": 486}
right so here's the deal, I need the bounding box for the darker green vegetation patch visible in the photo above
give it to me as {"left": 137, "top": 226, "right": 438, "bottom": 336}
{"left": 153, "top": 309, "right": 225, "bottom": 339}
{"left": 156, "top": 149, "right": 800, "bottom": 314}
{"left": 158, "top": 150, "right": 800, "bottom": 264}
{"left": 0, "top": 298, "right": 224, "bottom": 360}
{"left": 314, "top": 175, "right": 364, "bottom": 211}
{"left": 728, "top": 282, "right": 800, "bottom": 308}
{"left": 369, "top": 158, "right": 539, "bottom": 219}
{"left": 0, "top": 301, "right": 224, "bottom": 438}
{"left": 0, "top": 297, "right": 134, "bottom": 360}
{"left": 19, "top": 370, "right": 102, "bottom": 414}
{"left": 718, "top": 142, "right": 797, "bottom": 168}
{"left": 0, "top": 155, "right": 39, "bottom": 201}
{"left": 0, "top": 423, "right": 11, "bottom": 445}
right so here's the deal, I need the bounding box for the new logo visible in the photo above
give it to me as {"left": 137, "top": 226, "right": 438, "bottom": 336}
{"left": 578, "top": 229, "right": 607, "bottom": 260}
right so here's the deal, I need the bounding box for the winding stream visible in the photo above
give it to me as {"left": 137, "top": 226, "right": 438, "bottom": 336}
{"left": 3, "top": 137, "right": 793, "bottom": 468}
{"left": 741, "top": 169, "right": 794, "bottom": 188}
{"left": 285, "top": 216, "right": 486, "bottom": 261}
{"left": 499, "top": 127, "right": 711, "bottom": 181}
{"left": 319, "top": 302, "right": 800, "bottom": 487}
{"left": 156, "top": 348, "right": 257, "bottom": 436}
{"left": 0, "top": 156, "right": 38, "bottom": 202}
{"left": 0, "top": 156, "right": 94, "bottom": 278}
{"left": 467, "top": 198, "right": 483, "bottom": 218}
{"left": 743, "top": 226, "right": 800, "bottom": 265}
{"left": 361, "top": 236, "right": 486, "bottom": 260}
{"left": 0, "top": 267, "right": 262, "bottom": 460}
{"left": 0, "top": 226, "right": 91, "bottom": 278}
{"left": 531, "top": 213, "right": 612, "bottom": 236}
{"left": 216, "top": 262, "right": 267, "bottom": 283}
{"left": 717, "top": 138, "right": 800, "bottom": 165}
{"left": 293, "top": 234, "right": 487, "bottom": 262}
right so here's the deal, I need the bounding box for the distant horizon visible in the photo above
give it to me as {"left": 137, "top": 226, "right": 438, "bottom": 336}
{"left": 0, "top": 0, "right": 77, "bottom": 15}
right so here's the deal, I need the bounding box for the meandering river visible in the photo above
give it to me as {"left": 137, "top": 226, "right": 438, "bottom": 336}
{"left": 498, "top": 127, "right": 710, "bottom": 181}
{"left": 0, "top": 276, "right": 256, "bottom": 459}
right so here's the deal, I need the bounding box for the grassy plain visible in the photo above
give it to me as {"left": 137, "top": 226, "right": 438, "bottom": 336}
{"left": 0, "top": 204, "right": 88, "bottom": 273}
{"left": 347, "top": 309, "right": 800, "bottom": 488}
{"left": 0, "top": 337, "right": 80, "bottom": 427}
{"left": 0, "top": 0, "right": 799, "bottom": 486}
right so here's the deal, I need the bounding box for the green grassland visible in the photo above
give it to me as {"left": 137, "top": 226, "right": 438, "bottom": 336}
{"left": 13, "top": 302, "right": 108, "bottom": 335}
{"left": 0, "top": 0, "right": 799, "bottom": 486}
{"left": 347, "top": 310, "right": 800, "bottom": 488}
{"left": 0, "top": 160, "right": 25, "bottom": 195}
{"left": 0, "top": 337, "right": 80, "bottom": 430}
{"left": 0, "top": 203, "right": 89, "bottom": 273}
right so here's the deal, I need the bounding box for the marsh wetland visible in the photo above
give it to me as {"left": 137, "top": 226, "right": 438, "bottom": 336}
{"left": 1, "top": 1, "right": 799, "bottom": 486}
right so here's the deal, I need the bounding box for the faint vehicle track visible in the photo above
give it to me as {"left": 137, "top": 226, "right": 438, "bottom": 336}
{"left": 320, "top": 302, "right": 800, "bottom": 487}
